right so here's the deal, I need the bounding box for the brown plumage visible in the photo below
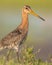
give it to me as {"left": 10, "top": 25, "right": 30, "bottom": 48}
{"left": 0, "top": 5, "right": 45, "bottom": 59}
{"left": 0, "top": 5, "right": 29, "bottom": 52}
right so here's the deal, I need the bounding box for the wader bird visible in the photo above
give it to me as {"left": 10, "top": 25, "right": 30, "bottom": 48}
{"left": 0, "top": 5, "right": 45, "bottom": 60}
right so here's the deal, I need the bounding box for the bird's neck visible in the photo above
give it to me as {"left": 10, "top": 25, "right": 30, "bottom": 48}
{"left": 19, "top": 10, "right": 29, "bottom": 30}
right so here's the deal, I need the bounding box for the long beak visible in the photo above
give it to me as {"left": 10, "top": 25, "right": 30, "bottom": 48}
{"left": 30, "top": 10, "right": 45, "bottom": 21}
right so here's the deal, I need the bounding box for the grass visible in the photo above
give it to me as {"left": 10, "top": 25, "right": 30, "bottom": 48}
{"left": 0, "top": 47, "right": 52, "bottom": 65}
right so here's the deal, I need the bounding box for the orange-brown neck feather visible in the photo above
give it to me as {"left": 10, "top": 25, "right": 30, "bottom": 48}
{"left": 20, "top": 9, "right": 29, "bottom": 30}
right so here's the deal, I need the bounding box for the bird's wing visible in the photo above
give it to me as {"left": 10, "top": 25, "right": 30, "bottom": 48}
{"left": 0, "top": 27, "right": 27, "bottom": 47}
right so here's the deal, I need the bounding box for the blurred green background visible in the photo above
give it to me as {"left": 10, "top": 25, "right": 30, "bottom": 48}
{"left": 0, "top": 0, "right": 52, "bottom": 61}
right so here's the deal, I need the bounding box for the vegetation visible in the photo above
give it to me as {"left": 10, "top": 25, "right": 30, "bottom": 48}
{"left": 0, "top": 47, "right": 52, "bottom": 65}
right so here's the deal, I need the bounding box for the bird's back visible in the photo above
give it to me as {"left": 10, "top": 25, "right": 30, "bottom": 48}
{"left": 0, "top": 26, "right": 28, "bottom": 51}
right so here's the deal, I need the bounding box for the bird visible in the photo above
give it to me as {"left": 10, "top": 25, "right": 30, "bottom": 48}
{"left": 0, "top": 5, "right": 45, "bottom": 61}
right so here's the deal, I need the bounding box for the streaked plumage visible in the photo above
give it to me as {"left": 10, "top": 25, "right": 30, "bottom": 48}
{"left": 0, "top": 5, "right": 45, "bottom": 59}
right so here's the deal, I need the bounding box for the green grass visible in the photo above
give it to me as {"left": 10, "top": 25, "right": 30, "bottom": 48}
{"left": 0, "top": 47, "right": 52, "bottom": 65}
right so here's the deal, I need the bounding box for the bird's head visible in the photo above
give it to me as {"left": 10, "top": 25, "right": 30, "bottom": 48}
{"left": 23, "top": 5, "right": 45, "bottom": 21}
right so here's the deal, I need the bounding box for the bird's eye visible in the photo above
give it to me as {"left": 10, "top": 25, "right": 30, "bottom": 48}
{"left": 26, "top": 7, "right": 28, "bottom": 9}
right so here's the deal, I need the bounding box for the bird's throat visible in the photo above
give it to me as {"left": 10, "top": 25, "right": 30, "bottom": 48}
{"left": 20, "top": 11, "right": 29, "bottom": 29}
